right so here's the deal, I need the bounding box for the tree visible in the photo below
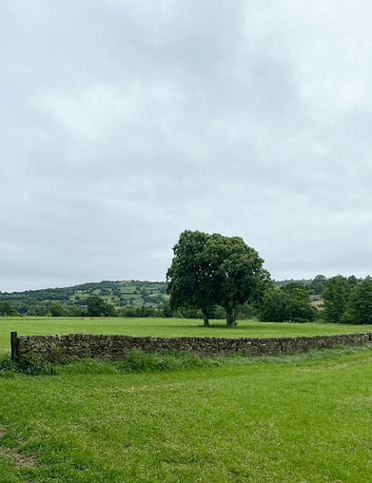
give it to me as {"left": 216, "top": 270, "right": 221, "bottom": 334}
{"left": 207, "top": 233, "right": 271, "bottom": 326}
{"left": 49, "top": 302, "right": 64, "bottom": 317}
{"left": 282, "top": 281, "right": 309, "bottom": 295}
{"left": 259, "top": 287, "right": 317, "bottom": 323}
{"left": 323, "top": 275, "right": 349, "bottom": 324}
{"left": 166, "top": 230, "right": 271, "bottom": 327}
{"left": 0, "top": 301, "right": 17, "bottom": 316}
{"left": 166, "top": 231, "right": 217, "bottom": 325}
{"left": 65, "top": 305, "right": 87, "bottom": 317}
{"left": 310, "top": 275, "right": 327, "bottom": 295}
{"left": 347, "top": 275, "right": 360, "bottom": 291}
{"left": 347, "top": 277, "right": 372, "bottom": 324}
{"left": 286, "top": 288, "right": 318, "bottom": 323}
{"left": 259, "top": 288, "right": 288, "bottom": 322}
{"left": 86, "top": 296, "right": 115, "bottom": 317}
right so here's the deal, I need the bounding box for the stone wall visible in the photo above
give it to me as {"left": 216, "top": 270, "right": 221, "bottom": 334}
{"left": 11, "top": 331, "right": 372, "bottom": 361}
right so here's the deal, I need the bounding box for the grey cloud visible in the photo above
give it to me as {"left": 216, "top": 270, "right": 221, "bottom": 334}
{"left": 1, "top": 0, "right": 372, "bottom": 291}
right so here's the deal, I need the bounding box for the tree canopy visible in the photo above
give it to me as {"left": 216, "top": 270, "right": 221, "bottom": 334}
{"left": 347, "top": 277, "right": 372, "bottom": 324}
{"left": 259, "top": 287, "right": 318, "bottom": 323}
{"left": 323, "top": 275, "right": 349, "bottom": 324}
{"left": 166, "top": 230, "right": 271, "bottom": 326}
{"left": 86, "top": 296, "right": 115, "bottom": 317}
{"left": 0, "top": 301, "right": 17, "bottom": 316}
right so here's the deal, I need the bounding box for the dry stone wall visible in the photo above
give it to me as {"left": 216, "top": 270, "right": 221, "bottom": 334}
{"left": 11, "top": 331, "right": 372, "bottom": 361}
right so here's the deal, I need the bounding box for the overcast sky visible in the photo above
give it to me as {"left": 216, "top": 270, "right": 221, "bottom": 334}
{"left": 1, "top": 0, "right": 372, "bottom": 292}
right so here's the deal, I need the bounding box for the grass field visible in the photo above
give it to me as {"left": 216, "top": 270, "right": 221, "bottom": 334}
{"left": 1, "top": 346, "right": 372, "bottom": 482}
{"left": 1, "top": 317, "right": 372, "bottom": 482}
{"left": 1, "top": 316, "right": 372, "bottom": 353}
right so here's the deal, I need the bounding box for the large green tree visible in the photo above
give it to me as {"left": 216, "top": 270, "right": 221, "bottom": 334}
{"left": 166, "top": 230, "right": 271, "bottom": 327}
{"left": 206, "top": 233, "right": 271, "bottom": 326}
{"left": 166, "top": 231, "right": 218, "bottom": 325}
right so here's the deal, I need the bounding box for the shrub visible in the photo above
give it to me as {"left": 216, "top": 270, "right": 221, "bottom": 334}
{"left": 14, "top": 353, "right": 56, "bottom": 376}
{"left": 0, "top": 351, "right": 58, "bottom": 376}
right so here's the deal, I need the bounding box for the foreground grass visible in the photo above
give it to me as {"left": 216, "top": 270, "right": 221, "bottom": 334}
{"left": 1, "top": 316, "right": 372, "bottom": 353}
{"left": 1, "top": 346, "right": 372, "bottom": 482}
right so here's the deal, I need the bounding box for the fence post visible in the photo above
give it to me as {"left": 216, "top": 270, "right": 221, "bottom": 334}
{"left": 11, "top": 332, "right": 18, "bottom": 361}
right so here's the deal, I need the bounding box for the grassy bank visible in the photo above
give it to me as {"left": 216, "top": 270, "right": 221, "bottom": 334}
{"left": 1, "top": 346, "right": 372, "bottom": 482}
{"left": 1, "top": 316, "right": 372, "bottom": 353}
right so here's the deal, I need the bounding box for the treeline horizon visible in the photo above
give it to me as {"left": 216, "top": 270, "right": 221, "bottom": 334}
{"left": 1, "top": 275, "right": 371, "bottom": 325}
{"left": 0, "top": 280, "right": 168, "bottom": 317}
{"left": 0, "top": 274, "right": 353, "bottom": 299}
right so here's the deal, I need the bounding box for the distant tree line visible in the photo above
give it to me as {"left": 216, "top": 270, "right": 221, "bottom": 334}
{"left": 258, "top": 275, "right": 372, "bottom": 324}
{"left": 2, "top": 272, "right": 372, "bottom": 325}
{"left": 274, "top": 275, "right": 328, "bottom": 296}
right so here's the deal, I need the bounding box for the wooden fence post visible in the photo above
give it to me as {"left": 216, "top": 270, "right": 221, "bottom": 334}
{"left": 11, "top": 332, "right": 18, "bottom": 361}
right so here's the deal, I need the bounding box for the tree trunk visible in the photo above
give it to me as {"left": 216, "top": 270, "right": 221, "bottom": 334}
{"left": 226, "top": 306, "right": 235, "bottom": 327}
{"left": 203, "top": 311, "right": 209, "bottom": 326}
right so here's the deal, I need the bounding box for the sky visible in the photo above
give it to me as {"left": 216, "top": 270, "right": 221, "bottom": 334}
{"left": 1, "top": 0, "right": 372, "bottom": 292}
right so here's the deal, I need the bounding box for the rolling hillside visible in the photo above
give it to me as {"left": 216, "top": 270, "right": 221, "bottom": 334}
{"left": 0, "top": 280, "right": 168, "bottom": 315}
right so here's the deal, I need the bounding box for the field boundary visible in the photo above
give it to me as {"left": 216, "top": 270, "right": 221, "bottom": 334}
{"left": 10, "top": 331, "right": 372, "bottom": 361}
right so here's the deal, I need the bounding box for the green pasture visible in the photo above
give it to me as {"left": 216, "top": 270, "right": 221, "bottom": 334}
{"left": 1, "top": 347, "right": 372, "bottom": 482}
{"left": 1, "top": 317, "right": 372, "bottom": 481}
{"left": 1, "top": 316, "right": 372, "bottom": 354}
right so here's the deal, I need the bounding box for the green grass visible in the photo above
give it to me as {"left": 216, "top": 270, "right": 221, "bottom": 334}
{"left": 2, "top": 344, "right": 371, "bottom": 377}
{"left": 1, "top": 316, "right": 372, "bottom": 481}
{"left": 1, "top": 346, "right": 372, "bottom": 482}
{"left": 1, "top": 316, "right": 372, "bottom": 353}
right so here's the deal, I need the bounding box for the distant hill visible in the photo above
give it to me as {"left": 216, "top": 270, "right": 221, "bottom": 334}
{"left": 0, "top": 280, "right": 168, "bottom": 315}
{"left": 0, "top": 276, "right": 330, "bottom": 317}
{"left": 0, "top": 277, "right": 327, "bottom": 305}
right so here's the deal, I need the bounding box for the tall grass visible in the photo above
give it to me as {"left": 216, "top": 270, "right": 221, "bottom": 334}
{"left": 2, "top": 344, "right": 372, "bottom": 377}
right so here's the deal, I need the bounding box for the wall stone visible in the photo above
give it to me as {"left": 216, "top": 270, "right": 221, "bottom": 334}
{"left": 11, "top": 331, "right": 372, "bottom": 362}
